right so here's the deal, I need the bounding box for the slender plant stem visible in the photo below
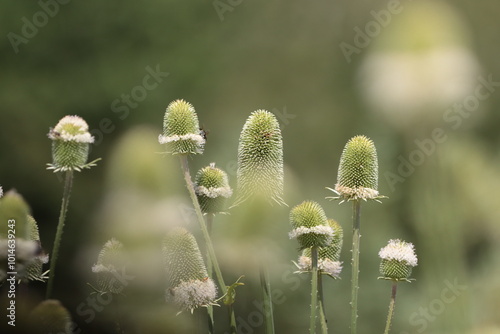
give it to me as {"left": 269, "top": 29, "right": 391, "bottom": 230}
{"left": 179, "top": 156, "right": 236, "bottom": 333}
{"left": 260, "top": 263, "right": 275, "bottom": 334}
{"left": 318, "top": 272, "right": 328, "bottom": 334}
{"left": 383, "top": 282, "right": 398, "bottom": 334}
{"left": 46, "top": 170, "right": 74, "bottom": 299}
{"left": 310, "top": 246, "right": 319, "bottom": 334}
{"left": 206, "top": 214, "right": 215, "bottom": 334}
{"left": 350, "top": 200, "right": 361, "bottom": 334}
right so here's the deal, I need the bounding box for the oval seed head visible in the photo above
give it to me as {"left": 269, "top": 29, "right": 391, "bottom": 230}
{"left": 29, "top": 299, "right": 72, "bottom": 334}
{"left": 162, "top": 228, "right": 217, "bottom": 312}
{"left": 47, "top": 115, "right": 96, "bottom": 172}
{"left": 378, "top": 239, "right": 418, "bottom": 282}
{"left": 234, "top": 110, "right": 285, "bottom": 206}
{"left": 25, "top": 215, "right": 49, "bottom": 282}
{"left": 159, "top": 99, "right": 205, "bottom": 155}
{"left": 333, "top": 135, "right": 381, "bottom": 202}
{"left": 91, "top": 238, "right": 127, "bottom": 294}
{"left": 195, "top": 163, "right": 233, "bottom": 214}
{"left": 289, "top": 201, "right": 333, "bottom": 250}
{"left": 0, "top": 189, "right": 30, "bottom": 239}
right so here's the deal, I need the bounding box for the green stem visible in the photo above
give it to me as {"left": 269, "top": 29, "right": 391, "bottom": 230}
{"left": 383, "top": 282, "right": 398, "bottom": 334}
{"left": 318, "top": 273, "right": 328, "bottom": 334}
{"left": 260, "top": 263, "right": 275, "bottom": 334}
{"left": 179, "top": 156, "right": 236, "bottom": 334}
{"left": 310, "top": 246, "right": 319, "bottom": 334}
{"left": 206, "top": 214, "right": 214, "bottom": 334}
{"left": 350, "top": 200, "right": 361, "bottom": 334}
{"left": 46, "top": 170, "right": 74, "bottom": 299}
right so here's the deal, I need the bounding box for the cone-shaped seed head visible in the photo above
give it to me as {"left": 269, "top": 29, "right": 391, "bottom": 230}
{"left": 379, "top": 239, "right": 418, "bottom": 281}
{"left": 195, "top": 163, "right": 232, "bottom": 214}
{"left": 335, "top": 135, "right": 380, "bottom": 201}
{"left": 29, "top": 299, "right": 72, "bottom": 334}
{"left": 235, "top": 110, "right": 285, "bottom": 206}
{"left": 25, "top": 215, "right": 49, "bottom": 282}
{"left": 162, "top": 228, "right": 216, "bottom": 311}
{"left": 159, "top": 99, "right": 205, "bottom": 155}
{"left": 47, "top": 115, "right": 94, "bottom": 172}
{"left": 289, "top": 201, "right": 333, "bottom": 250}
{"left": 91, "top": 238, "right": 127, "bottom": 294}
{"left": 0, "top": 189, "right": 30, "bottom": 239}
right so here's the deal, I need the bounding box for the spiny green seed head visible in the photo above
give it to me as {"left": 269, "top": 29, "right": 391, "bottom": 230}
{"left": 47, "top": 115, "right": 96, "bottom": 172}
{"left": 335, "top": 135, "right": 380, "bottom": 201}
{"left": 159, "top": 99, "right": 205, "bottom": 155}
{"left": 162, "top": 228, "right": 216, "bottom": 311}
{"left": 234, "top": 110, "right": 285, "bottom": 206}
{"left": 25, "top": 215, "right": 49, "bottom": 282}
{"left": 289, "top": 201, "right": 333, "bottom": 250}
{"left": 378, "top": 239, "right": 418, "bottom": 282}
{"left": 29, "top": 299, "right": 72, "bottom": 334}
{"left": 195, "top": 163, "right": 233, "bottom": 214}
{"left": 92, "top": 238, "right": 127, "bottom": 294}
{"left": 0, "top": 189, "right": 30, "bottom": 239}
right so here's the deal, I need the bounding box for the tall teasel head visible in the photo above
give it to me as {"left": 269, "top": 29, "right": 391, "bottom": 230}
{"left": 289, "top": 201, "right": 334, "bottom": 250}
{"left": 297, "top": 218, "right": 344, "bottom": 278}
{"left": 195, "top": 163, "right": 233, "bottom": 214}
{"left": 162, "top": 228, "right": 217, "bottom": 312}
{"left": 91, "top": 238, "right": 128, "bottom": 294}
{"left": 378, "top": 239, "right": 418, "bottom": 282}
{"left": 158, "top": 99, "right": 205, "bottom": 155}
{"left": 47, "top": 115, "right": 98, "bottom": 172}
{"left": 328, "top": 135, "right": 384, "bottom": 202}
{"left": 234, "top": 110, "right": 285, "bottom": 207}
{"left": 25, "top": 215, "right": 49, "bottom": 282}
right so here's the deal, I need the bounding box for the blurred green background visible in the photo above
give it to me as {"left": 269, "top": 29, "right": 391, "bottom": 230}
{"left": 1, "top": 0, "right": 500, "bottom": 333}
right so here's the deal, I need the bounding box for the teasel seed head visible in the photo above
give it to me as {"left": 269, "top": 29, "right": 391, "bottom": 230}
{"left": 25, "top": 215, "right": 49, "bottom": 282}
{"left": 378, "top": 239, "right": 418, "bottom": 282}
{"left": 162, "top": 228, "right": 217, "bottom": 312}
{"left": 233, "top": 110, "right": 285, "bottom": 207}
{"left": 47, "top": 115, "right": 98, "bottom": 172}
{"left": 289, "top": 201, "right": 333, "bottom": 250}
{"left": 158, "top": 99, "right": 205, "bottom": 155}
{"left": 91, "top": 238, "right": 128, "bottom": 294}
{"left": 29, "top": 299, "right": 72, "bottom": 334}
{"left": 195, "top": 163, "right": 233, "bottom": 214}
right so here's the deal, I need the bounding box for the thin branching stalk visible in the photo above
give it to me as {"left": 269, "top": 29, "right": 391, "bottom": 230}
{"left": 206, "top": 214, "right": 215, "bottom": 334}
{"left": 179, "top": 155, "right": 236, "bottom": 333}
{"left": 310, "top": 246, "right": 319, "bottom": 334}
{"left": 46, "top": 170, "right": 74, "bottom": 299}
{"left": 260, "top": 263, "right": 275, "bottom": 334}
{"left": 350, "top": 200, "right": 361, "bottom": 334}
{"left": 318, "top": 273, "right": 328, "bottom": 334}
{"left": 384, "top": 282, "right": 398, "bottom": 334}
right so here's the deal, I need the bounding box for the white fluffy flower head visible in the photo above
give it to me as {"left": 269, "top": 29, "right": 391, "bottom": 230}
{"left": 48, "top": 115, "right": 94, "bottom": 143}
{"left": 288, "top": 225, "right": 334, "bottom": 240}
{"left": 379, "top": 239, "right": 418, "bottom": 267}
{"left": 169, "top": 278, "right": 217, "bottom": 312}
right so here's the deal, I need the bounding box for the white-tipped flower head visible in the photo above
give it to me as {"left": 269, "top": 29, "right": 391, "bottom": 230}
{"left": 330, "top": 135, "right": 383, "bottom": 202}
{"left": 195, "top": 163, "right": 233, "bottom": 214}
{"left": 234, "top": 110, "right": 285, "bottom": 206}
{"left": 162, "top": 228, "right": 217, "bottom": 312}
{"left": 159, "top": 99, "right": 205, "bottom": 155}
{"left": 25, "top": 215, "right": 49, "bottom": 282}
{"left": 289, "top": 201, "right": 333, "bottom": 250}
{"left": 47, "top": 115, "right": 97, "bottom": 172}
{"left": 91, "top": 238, "right": 128, "bottom": 294}
{"left": 379, "top": 239, "right": 418, "bottom": 282}
{"left": 29, "top": 299, "right": 72, "bottom": 334}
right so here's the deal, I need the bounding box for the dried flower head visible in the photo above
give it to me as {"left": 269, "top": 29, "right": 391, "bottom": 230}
{"left": 195, "top": 163, "right": 233, "bottom": 214}
{"left": 158, "top": 99, "right": 205, "bottom": 155}
{"left": 289, "top": 201, "right": 333, "bottom": 250}
{"left": 378, "top": 239, "right": 418, "bottom": 281}
{"left": 91, "top": 238, "right": 128, "bottom": 294}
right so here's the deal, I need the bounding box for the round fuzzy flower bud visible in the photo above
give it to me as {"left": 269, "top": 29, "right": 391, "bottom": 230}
{"left": 289, "top": 201, "right": 333, "bottom": 250}
{"left": 378, "top": 239, "right": 418, "bottom": 281}
{"left": 29, "top": 299, "right": 72, "bottom": 334}
{"left": 234, "top": 110, "right": 285, "bottom": 207}
{"left": 332, "top": 135, "right": 382, "bottom": 202}
{"left": 47, "top": 115, "right": 96, "bottom": 172}
{"left": 195, "top": 163, "right": 233, "bottom": 214}
{"left": 162, "top": 228, "right": 217, "bottom": 312}
{"left": 92, "top": 238, "right": 128, "bottom": 294}
{"left": 158, "top": 99, "right": 205, "bottom": 155}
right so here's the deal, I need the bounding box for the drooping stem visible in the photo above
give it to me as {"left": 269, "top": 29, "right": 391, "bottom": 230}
{"left": 318, "top": 272, "right": 328, "bottom": 334}
{"left": 310, "top": 246, "right": 319, "bottom": 334}
{"left": 383, "top": 282, "right": 398, "bottom": 334}
{"left": 206, "top": 214, "right": 215, "bottom": 334}
{"left": 179, "top": 155, "right": 236, "bottom": 333}
{"left": 46, "top": 170, "right": 74, "bottom": 299}
{"left": 260, "top": 263, "right": 275, "bottom": 334}
{"left": 350, "top": 200, "right": 361, "bottom": 334}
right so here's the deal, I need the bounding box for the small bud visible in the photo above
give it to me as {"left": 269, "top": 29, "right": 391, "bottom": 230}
{"left": 289, "top": 201, "right": 333, "bottom": 250}
{"left": 158, "top": 99, "right": 205, "bottom": 155}
{"left": 234, "top": 110, "right": 285, "bottom": 206}
{"left": 330, "top": 135, "right": 383, "bottom": 202}
{"left": 162, "top": 228, "right": 217, "bottom": 312}
{"left": 47, "top": 115, "right": 98, "bottom": 172}
{"left": 92, "top": 238, "right": 127, "bottom": 294}
{"left": 29, "top": 299, "right": 72, "bottom": 334}
{"left": 378, "top": 239, "right": 418, "bottom": 282}
{"left": 195, "top": 163, "right": 233, "bottom": 214}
